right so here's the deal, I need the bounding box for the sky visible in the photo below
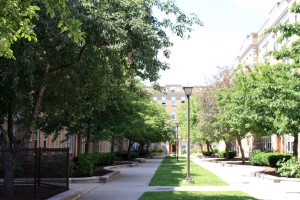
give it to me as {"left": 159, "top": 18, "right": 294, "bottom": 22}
{"left": 149, "top": 0, "right": 280, "bottom": 86}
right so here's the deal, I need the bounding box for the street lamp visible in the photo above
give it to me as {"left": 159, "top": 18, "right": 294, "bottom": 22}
{"left": 175, "top": 122, "right": 179, "bottom": 162}
{"left": 183, "top": 86, "right": 194, "bottom": 183}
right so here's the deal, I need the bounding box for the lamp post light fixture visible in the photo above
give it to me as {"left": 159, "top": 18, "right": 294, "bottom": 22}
{"left": 175, "top": 122, "right": 179, "bottom": 162}
{"left": 183, "top": 86, "right": 194, "bottom": 183}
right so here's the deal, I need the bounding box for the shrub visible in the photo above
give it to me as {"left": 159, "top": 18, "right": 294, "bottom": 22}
{"left": 276, "top": 157, "right": 300, "bottom": 178}
{"left": 181, "top": 149, "right": 186, "bottom": 154}
{"left": 249, "top": 151, "right": 270, "bottom": 166}
{"left": 151, "top": 149, "right": 164, "bottom": 155}
{"left": 218, "top": 151, "right": 237, "bottom": 159}
{"left": 213, "top": 148, "right": 219, "bottom": 153}
{"left": 249, "top": 151, "right": 292, "bottom": 167}
{"left": 191, "top": 149, "right": 198, "bottom": 154}
{"left": 268, "top": 154, "right": 292, "bottom": 168}
{"left": 115, "top": 151, "right": 139, "bottom": 160}
{"left": 70, "top": 154, "right": 94, "bottom": 177}
{"left": 202, "top": 151, "right": 214, "bottom": 156}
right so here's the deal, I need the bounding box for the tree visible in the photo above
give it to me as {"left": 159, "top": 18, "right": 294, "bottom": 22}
{"left": 1, "top": 0, "right": 202, "bottom": 150}
{"left": 0, "top": 0, "right": 202, "bottom": 195}
{"left": 0, "top": 0, "right": 85, "bottom": 59}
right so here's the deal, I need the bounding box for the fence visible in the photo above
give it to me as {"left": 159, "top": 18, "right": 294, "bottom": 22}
{"left": 0, "top": 148, "right": 69, "bottom": 200}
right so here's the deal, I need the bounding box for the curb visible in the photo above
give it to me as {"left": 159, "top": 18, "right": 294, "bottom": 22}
{"left": 48, "top": 162, "right": 139, "bottom": 200}
{"left": 251, "top": 171, "right": 300, "bottom": 183}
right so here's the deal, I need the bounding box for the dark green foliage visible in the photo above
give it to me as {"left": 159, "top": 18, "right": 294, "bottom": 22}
{"left": 249, "top": 151, "right": 292, "bottom": 167}
{"left": 276, "top": 157, "right": 300, "bottom": 178}
{"left": 70, "top": 153, "right": 116, "bottom": 177}
{"left": 202, "top": 151, "right": 214, "bottom": 156}
{"left": 218, "top": 151, "right": 237, "bottom": 159}
{"left": 115, "top": 151, "right": 139, "bottom": 160}
{"left": 40, "top": 157, "right": 66, "bottom": 178}
{"left": 88, "top": 153, "right": 115, "bottom": 166}
{"left": 268, "top": 154, "right": 292, "bottom": 168}
{"left": 71, "top": 154, "right": 94, "bottom": 177}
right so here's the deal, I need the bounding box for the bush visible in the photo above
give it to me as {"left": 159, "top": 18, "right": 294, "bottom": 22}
{"left": 181, "top": 149, "right": 186, "bottom": 154}
{"left": 268, "top": 154, "right": 292, "bottom": 168}
{"left": 71, "top": 154, "right": 93, "bottom": 177}
{"left": 218, "top": 151, "right": 236, "bottom": 159}
{"left": 151, "top": 149, "right": 164, "bottom": 155}
{"left": 191, "top": 149, "right": 198, "bottom": 154}
{"left": 249, "top": 151, "right": 292, "bottom": 167}
{"left": 115, "top": 151, "right": 139, "bottom": 160}
{"left": 202, "top": 151, "right": 214, "bottom": 156}
{"left": 276, "top": 157, "right": 300, "bottom": 178}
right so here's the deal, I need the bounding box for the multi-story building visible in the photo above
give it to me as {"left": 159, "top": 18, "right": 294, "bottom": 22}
{"left": 234, "top": 0, "right": 300, "bottom": 156}
{"left": 147, "top": 84, "right": 203, "bottom": 155}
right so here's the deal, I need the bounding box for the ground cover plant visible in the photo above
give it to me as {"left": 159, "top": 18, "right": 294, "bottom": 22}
{"left": 149, "top": 156, "right": 228, "bottom": 186}
{"left": 140, "top": 191, "right": 256, "bottom": 200}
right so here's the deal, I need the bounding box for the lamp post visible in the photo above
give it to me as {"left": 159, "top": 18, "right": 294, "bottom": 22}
{"left": 183, "top": 86, "right": 194, "bottom": 183}
{"left": 175, "top": 122, "right": 179, "bottom": 162}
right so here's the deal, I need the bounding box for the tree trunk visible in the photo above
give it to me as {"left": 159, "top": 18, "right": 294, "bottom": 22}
{"left": 237, "top": 136, "right": 245, "bottom": 164}
{"left": 225, "top": 141, "right": 230, "bottom": 160}
{"left": 3, "top": 152, "right": 14, "bottom": 195}
{"left": 110, "top": 136, "right": 115, "bottom": 153}
{"left": 293, "top": 133, "right": 298, "bottom": 157}
{"left": 126, "top": 140, "right": 135, "bottom": 160}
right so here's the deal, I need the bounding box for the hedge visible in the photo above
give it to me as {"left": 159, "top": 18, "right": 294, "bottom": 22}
{"left": 218, "top": 150, "right": 237, "bottom": 159}
{"left": 249, "top": 151, "right": 292, "bottom": 168}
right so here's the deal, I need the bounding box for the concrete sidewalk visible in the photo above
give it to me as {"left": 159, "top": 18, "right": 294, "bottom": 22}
{"left": 67, "top": 156, "right": 300, "bottom": 200}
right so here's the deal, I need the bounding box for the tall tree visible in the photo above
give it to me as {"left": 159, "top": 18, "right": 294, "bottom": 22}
{"left": 0, "top": 0, "right": 85, "bottom": 59}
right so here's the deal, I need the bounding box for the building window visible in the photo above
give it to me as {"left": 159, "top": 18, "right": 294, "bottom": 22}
{"left": 153, "top": 97, "right": 158, "bottom": 103}
{"left": 181, "top": 96, "right": 186, "bottom": 103}
{"left": 267, "top": 137, "right": 272, "bottom": 150}
{"left": 52, "top": 137, "right": 57, "bottom": 148}
{"left": 44, "top": 135, "right": 48, "bottom": 148}
{"left": 67, "top": 136, "right": 72, "bottom": 153}
{"left": 34, "top": 130, "right": 39, "bottom": 148}
{"left": 171, "top": 111, "right": 176, "bottom": 120}
{"left": 287, "top": 134, "right": 294, "bottom": 153}
{"left": 171, "top": 97, "right": 176, "bottom": 106}
{"left": 60, "top": 130, "right": 63, "bottom": 148}
{"left": 153, "top": 143, "right": 158, "bottom": 150}
{"left": 162, "top": 97, "right": 166, "bottom": 105}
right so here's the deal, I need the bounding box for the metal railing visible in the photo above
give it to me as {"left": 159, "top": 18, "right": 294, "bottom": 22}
{"left": 0, "top": 148, "right": 69, "bottom": 200}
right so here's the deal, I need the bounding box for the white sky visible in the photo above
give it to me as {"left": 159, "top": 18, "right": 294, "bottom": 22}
{"left": 149, "top": 0, "right": 280, "bottom": 86}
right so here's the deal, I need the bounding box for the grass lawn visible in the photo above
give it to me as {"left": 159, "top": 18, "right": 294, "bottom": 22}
{"left": 149, "top": 156, "right": 228, "bottom": 186}
{"left": 140, "top": 191, "right": 256, "bottom": 200}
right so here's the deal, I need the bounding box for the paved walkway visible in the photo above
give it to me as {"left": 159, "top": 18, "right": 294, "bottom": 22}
{"left": 70, "top": 156, "right": 300, "bottom": 200}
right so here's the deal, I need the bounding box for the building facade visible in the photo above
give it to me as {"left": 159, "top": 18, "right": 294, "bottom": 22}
{"left": 234, "top": 0, "right": 300, "bottom": 156}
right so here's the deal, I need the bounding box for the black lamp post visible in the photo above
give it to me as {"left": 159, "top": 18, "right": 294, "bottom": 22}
{"left": 183, "top": 86, "right": 193, "bottom": 183}
{"left": 175, "top": 122, "right": 179, "bottom": 162}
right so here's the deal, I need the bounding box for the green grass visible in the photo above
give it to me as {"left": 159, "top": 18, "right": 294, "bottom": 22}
{"left": 149, "top": 156, "right": 228, "bottom": 186}
{"left": 140, "top": 191, "right": 256, "bottom": 200}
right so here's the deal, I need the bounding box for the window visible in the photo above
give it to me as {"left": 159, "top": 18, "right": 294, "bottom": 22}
{"left": 34, "top": 130, "right": 39, "bottom": 148}
{"left": 171, "top": 97, "right": 176, "bottom": 106}
{"left": 44, "top": 135, "right": 48, "bottom": 148}
{"left": 267, "top": 137, "right": 272, "bottom": 150}
{"left": 52, "top": 137, "right": 57, "bottom": 148}
{"left": 153, "top": 97, "right": 158, "bottom": 103}
{"left": 162, "top": 97, "right": 166, "bottom": 105}
{"left": 60, "top": 130, "right": 63, "bottom": 148}
{"left": 67, "top": 136, "right": 72, "bottom": 153}
{"left": 171, "top": 111, "right": 176, "bottom": 120}
{"left": 287, "top": 134, "right": 294, "bottom": 153}
{"left": 153, "top": 143, "right": 158, "bottom": 150}
{"left": 181, "top": 96, "right": 186, "bottom": 103}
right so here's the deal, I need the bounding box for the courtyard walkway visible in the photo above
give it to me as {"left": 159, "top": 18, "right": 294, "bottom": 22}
{"left": 67, "top": 156, "right": 300, "bottom": 200}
